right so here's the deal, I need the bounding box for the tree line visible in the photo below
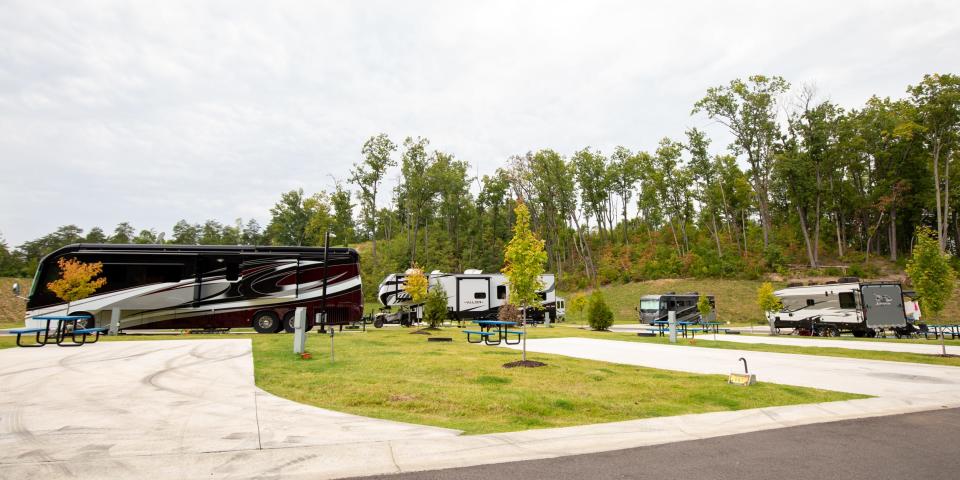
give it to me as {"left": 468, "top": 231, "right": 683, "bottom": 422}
{"left": 2, "top": 73, "right": 958, "bottom": 302}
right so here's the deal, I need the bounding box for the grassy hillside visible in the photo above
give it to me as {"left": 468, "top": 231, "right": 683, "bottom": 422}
{"left": 562, "top": 279, "right": 780, "bottom": 325}
{"left": 564, "top": 277, "right": 960, "bottom": 325}
{"left": 0, "top": 277, "right": 30, "bottom": 329}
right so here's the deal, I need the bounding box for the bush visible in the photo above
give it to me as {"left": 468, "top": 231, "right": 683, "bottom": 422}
{"left": 587, "top": 291, "right": 614, "bottom": 331}
{"left": 498, "top": 302, "right": 522, "bottom": 323}
{"left": 422, "top": 286, "right": 448, "bottom": 328}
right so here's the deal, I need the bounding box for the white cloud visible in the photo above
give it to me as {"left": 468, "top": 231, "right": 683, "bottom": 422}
{"left": 1, "top": 0, "right": 958, "bottom": 245}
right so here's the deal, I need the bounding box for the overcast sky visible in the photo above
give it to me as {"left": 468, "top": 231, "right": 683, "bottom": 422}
{"left": 1, "top": 0, "right": 958, "bottom": 246}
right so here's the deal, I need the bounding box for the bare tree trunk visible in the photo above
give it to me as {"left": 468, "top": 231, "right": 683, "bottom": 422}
{"left": 668, "top": 220, "right": 682, "bottom": 256}
{"left": 711, "top": 212, "right": 723, "bottom": 258}
{"left": 889, "top": 207, "right": 898, "bottom": 262}
{"left": 797, "top": 205, "right": 817, "bottom": 268}
{"left": 741, "top": 210, "right": 749, "bottom": 256}
{"left": 933, "top": 139, "right": 946, "bottom": 252}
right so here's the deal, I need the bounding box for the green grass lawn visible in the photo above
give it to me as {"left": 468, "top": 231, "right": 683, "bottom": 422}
{"left": 0, "top": 328, "right": 862, "bottom": 434}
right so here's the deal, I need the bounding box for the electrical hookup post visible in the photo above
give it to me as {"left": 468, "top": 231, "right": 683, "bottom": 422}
{"left": 668, "top": 310, "right": 677, "bottom": 344}
{"left": 293, "top": 307, "right": 308, "bottom": 354}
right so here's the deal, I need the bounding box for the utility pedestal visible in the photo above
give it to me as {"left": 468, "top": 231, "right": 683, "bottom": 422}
{"left": 668, "top": 310, "right": 677, "bottom": 344}
{"left": 293, "top": 307, "right": 307, "bottom": 354}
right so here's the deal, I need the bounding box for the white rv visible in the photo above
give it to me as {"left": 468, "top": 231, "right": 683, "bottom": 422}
{"left": 767, "top": 281, "right": 920, "bottom": 337}
{"left": 375, "top": 270, "right": 563, "bottom": 327}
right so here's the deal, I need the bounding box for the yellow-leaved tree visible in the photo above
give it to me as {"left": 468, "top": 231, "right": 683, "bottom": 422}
{"left": 403, "top": 265, "right": 429, "bottom": 326}
{"left": 47, "top": 258, "right": 107, "bottom": 317}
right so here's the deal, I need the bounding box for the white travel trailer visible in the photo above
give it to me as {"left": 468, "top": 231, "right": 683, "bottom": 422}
{"left": 766, "top": 281, "right": 920, "bottom": 337}
{"left": 375, "top": 270, "right": 563, "bottom": 327}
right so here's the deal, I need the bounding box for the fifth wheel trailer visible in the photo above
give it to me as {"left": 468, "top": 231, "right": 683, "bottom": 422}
{"left": 375, "top": 270, "right": 563, "bottom": 326}
{"left": 766, "top": 281, "right": 920, "bottom": 337}
{"left": 23, "top": 243, "right": 363, "bottom": 333}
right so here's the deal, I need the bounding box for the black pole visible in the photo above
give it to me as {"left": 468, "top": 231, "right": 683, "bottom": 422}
{"left": 320, "top": 229, "right": 330, "bottom": 333}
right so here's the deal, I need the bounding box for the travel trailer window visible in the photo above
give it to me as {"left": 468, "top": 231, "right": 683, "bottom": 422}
{"left": 497, "top": 285, "right": 506, "bottom": 299}
{"left": 538, "top": 292, "right": 546, "bottom": 301}
{"left": 838, "top": 292, "right": 856, "bottom": 309}
{"left": 474, "top": 292, "right": 486, "bottom": 299}
{"left": 806, "top": 299, "right": 815, "bottom": 307}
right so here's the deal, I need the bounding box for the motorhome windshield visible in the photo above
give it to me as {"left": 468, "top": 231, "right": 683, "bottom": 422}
{"left": 640, "top": 299, "right": 660, "bottom": 311}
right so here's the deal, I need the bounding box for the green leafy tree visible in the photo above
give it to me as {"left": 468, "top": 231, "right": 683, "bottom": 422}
{"left": 693, "top": 75, "right": 790, "bottom": 248}
{"left": 352, "top": 133, "right": 397, "bottom": 259}
{"left": 502, "top": 200, "right": 547, "bottom": 362}
{"left": 586, "top": 291, "right": 613, "bottom": 331}
{"left": 422, "top": 284, "right": 448, "bottom": 329}
{"left": 111, "top": 222, "right": 135, "bottom": 244}
{"left": 170, "top": 220, "right": 200, "bottom": 244}
{"left": 909, "top": 74, "right": 960, "bottom": 252}
{"left": 266, "top": 189, "right": 312, "bottom": 246}
{"left": 85, "top": 227, "right": 107, "bottom": 243}
{"left": 906, "top": 226, "right": 956, "bottom": 355}
{"left": 330, "top": 183, "right": 355, "bottom": 246}
{"left": 697, "top": 294, "right": 713, "bottom": 320}
{"left": 567, "top": 293, "right": 588, "bottom": 326}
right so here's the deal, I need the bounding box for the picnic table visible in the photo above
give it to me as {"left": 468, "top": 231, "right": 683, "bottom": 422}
{"left": 9, "top": 315, "right": 107, "bottom": 347}
{"left": 925, "top": 324, "right": 960, "bottom": 340}
{"left": 463, "top": 320, "right": 524, "bottom": 345}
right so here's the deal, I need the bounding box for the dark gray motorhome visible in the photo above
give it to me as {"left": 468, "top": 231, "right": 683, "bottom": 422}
{"left": 766, "top": 281, "right": 920, "bottom": 337}
{"left": 637, "top": 292, "right": 716, "bottom": 325}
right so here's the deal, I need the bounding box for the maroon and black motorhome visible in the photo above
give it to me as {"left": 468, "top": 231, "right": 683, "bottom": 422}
{"left": 24, "top": 244, "right": 362, "bottom": 333}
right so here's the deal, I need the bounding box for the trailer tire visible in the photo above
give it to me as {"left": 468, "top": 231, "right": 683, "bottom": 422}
{"left": 852, "top": 329, "right": 866, "bottom": 338}
{"left": 820, "top": 325, "right": 840, "bottom": 337}
{"left": 252, "top": 311, "right": 281, "bottom": 334}
{"left": 374, "top": 317, "right": 384, "bottom": 328}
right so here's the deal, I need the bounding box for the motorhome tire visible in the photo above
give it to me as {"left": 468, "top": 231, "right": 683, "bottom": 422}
{"left": 282, "top": 311, "right": 296, "bottom": 333}
{"left": 252, "top": 311, "right": 281, "bottom": 333}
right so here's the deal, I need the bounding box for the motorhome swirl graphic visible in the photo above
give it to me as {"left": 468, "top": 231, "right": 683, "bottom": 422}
{"left": 23, "top": 244, "right": 362, "bottom": 333}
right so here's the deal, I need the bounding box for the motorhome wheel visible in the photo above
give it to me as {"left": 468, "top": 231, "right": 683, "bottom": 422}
{"left": 252, "top": 311, "right": 281, "bottom": 333}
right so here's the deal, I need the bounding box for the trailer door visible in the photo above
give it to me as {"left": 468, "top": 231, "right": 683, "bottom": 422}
{"left": 861, "top": 284, "right": 906, "bottom": 328}
{"left": 457, "top": 277, "right": 490, "bottom": 314}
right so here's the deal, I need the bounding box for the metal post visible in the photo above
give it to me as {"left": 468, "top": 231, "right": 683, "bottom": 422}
{"left": 293, "top": 307, "right": 307, "bottom": 354}
{"left": 668, "top": 310, "right": 677, "bottom": 344}
{"left": 320, "top": 230, "right": 330, "bottom": 333}
{"left": 329, "top": 326, "right": 335, "bottom": 363}
{"left": 109, "top": 308, "right": 121, "bottom": 336}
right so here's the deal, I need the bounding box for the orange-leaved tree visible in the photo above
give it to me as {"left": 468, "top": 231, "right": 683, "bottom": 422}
{"left": 47, "top": 258, "right": 107, "bottom": 313}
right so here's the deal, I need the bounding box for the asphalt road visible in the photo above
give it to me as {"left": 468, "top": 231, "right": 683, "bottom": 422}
{"left": 354, "top": 407, "right": 960, "bottom": 480}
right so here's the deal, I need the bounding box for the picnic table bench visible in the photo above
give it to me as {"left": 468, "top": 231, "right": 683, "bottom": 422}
{"left": 10, "top": 315, "right": 104, "bottom": 347}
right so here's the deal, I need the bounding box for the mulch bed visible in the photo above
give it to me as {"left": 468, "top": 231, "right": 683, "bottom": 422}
{"left": 502, "top": 360, "right": 547, "bottom": 368}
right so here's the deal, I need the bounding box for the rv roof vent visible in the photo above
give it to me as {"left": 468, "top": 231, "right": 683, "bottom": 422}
{"left": 464, "top": 269, "right": 483, "bottom": 274}
{"left": 430, "top": 270, "right": 443, "bottom": 275}
{"left": 787, "top": 282, "right": 803, "bottom": 288}
{"left": 825, "top": 280, "right": 837, "bottom": 285}
{"left": 837, "top": 276, "right": 860, "bottom": 284}
{"left": 685, "top": 291, "right": 699, "bottom": 295}
{"left": 665, "top": 291, "right": 675, "bottom": 295}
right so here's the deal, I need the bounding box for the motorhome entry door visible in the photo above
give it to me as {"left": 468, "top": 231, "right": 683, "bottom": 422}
{"left": 457, "top": 278, "right": 490, "bottom": 313}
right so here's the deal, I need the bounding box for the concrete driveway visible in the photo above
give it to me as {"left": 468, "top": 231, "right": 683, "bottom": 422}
{"left": 3, "top": 337, "right": 960, "bottom": 480}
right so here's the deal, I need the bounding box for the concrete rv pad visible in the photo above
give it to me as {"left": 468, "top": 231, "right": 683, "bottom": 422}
{"left": 2, "top": 338, "right": 960, "bottom": 480}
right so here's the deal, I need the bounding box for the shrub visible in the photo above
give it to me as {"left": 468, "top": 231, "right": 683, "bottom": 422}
{"left": 587, "top": 291, "right": 614, "bottom": 331}
{"left": 498, "top": 302, "right": 522, "bottom": 323}
{"left": 422, "top": 285, "right": 448, "bottom": 328}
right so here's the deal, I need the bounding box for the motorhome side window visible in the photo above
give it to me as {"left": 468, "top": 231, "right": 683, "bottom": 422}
{"left": 838, "top": 292, "right": 856, "bottom": 309}
{"left": 474, "top": 292, "right": 486, "bottom": 299}
{"left": 497, "top": 285, "right": 506, "bottom": 299}
{"left": 225, "top": 262, "right": 240, "bottom": 281}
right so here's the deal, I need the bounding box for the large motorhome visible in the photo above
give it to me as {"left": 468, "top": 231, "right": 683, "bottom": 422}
{"left": 766, "top": 280, "right": 919, "bottom": 337}
{"left": 375, "top": 270, "right": 562, "bottom": 326}
{"left": 23, "top": 244, "right": 363, "bottom": 333}
{"left": 637, "top": 292, "right": 716, "bottom": 325}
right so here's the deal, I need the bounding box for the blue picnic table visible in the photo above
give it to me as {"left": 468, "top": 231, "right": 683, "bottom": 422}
{"left": 463, "top": 320, "right": 524, "bottom": 345}
{"left": 10, "top": 314, "right": 106, "bottom": 347}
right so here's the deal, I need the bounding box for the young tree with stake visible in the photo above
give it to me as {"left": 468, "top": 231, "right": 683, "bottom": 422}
{"left": 502, "top": 200, "right": 547, "bottom": 364}
{"left": 906, "top": 226, "right": 956, "bottom": 355}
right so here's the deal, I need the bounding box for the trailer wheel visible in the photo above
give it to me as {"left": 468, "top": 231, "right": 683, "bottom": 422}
{"left": 374, "top": 317, "right": 384, "bottom": 328}
{"left": 252, "top": 311, "right": 281, "bottom": 334}
{"left": 852, "top": 329, "right": 866, "bottom": 338}
{"left": 820, "top": 325, "right": 840, "bottom": 337}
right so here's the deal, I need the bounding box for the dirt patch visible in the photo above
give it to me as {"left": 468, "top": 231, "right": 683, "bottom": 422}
{"left": 388, "top": 393, "right": 418, "bottom": 403}
{"left": 409, "top": 329, "right": 431, "bottom": 335}
{"left": 502, "top": 360, "right": 547, "bottom": 368}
